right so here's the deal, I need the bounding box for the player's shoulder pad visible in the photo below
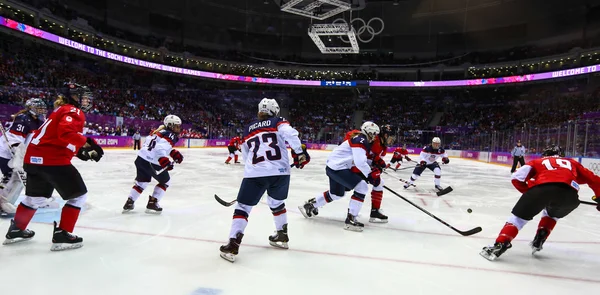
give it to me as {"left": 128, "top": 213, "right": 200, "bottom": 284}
{"left": 14, "top": 113, "right": 30, "bottom": 123}
{"left": 158, "top": 129, "right": 179, "bottom": 143}
{"left": 349, "top": 133, "right": 370, "bottom": 149}
{"left": 274, "top": 117, "right": 289, "bottom": 127}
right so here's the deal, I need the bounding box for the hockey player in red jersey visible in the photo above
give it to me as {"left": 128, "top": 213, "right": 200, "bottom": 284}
{"left": 480, "top": 145, "right": 600, "bottom": 261}
{"left": 366, "top": 124, "right": 396, "bottom": 223}
{"left": 2, "top": 82, "right": 104, "bottom": 251}
{"left": 387, "top": 144, "right": 411, "bottom": 170}
{"left": 225, "top": 136, "right": 242, "bottom": 164}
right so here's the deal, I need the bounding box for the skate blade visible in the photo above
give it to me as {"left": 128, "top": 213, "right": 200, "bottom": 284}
{"left": 2, "top": 237, "right": 33, "bottom": 245}
{"left": 50, "top": 243, "right": 83, "bottom": 251}
{"left": 122, "top": 209, "right": 134, "bottom": 214}
{"left": 479, "top": 249, "right": 498, "bottom": 261}
{"left": 144, "top": 209, "right": 163, "bottom": 214}
{"left": 220, "top": 252, "right": 236, "bottom": 263}
{"left": 298, "top": 206, "right": 311, "bottom": 218}
{"left": 368, "top": 218, "right": 388, "bottom": 223}
{"left": 344, "top": 224, "right": 364, "bottom": 232}
{"left": 269, "top": 241, "right": 289, "bottom": 249}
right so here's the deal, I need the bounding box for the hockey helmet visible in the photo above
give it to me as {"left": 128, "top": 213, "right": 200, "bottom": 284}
{"left": 258, "top": 98, "right": 280, "bottom": 117}
{"left": 542, "top": 145, "right": 564, "bottom": 157}
{"left": 25, "top": 98, "right": 47, "bottom": 119}
{"left": 163, "top": 115, "right": 182, "bottom": 133}
{"left": 61, "top": 82, "right": 93, "bottom": 112}
{"left": 379, "top": 124, "right": 396, "bottom": 146}
{"left": 432, "top": 137, "right": 442, "bottom": 149}
{"left": 360, "top": 121, "right": 380, "bottom": 142}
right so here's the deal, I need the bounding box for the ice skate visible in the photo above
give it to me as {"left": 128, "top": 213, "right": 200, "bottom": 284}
{"left": 145, "top": 196, "right": 163, "bottom": 214}
{"left": 220, "top": 232, "right": 243, "bottom": 263}
{"left": 369, "top": 209, "right": 388, "bottom": 223}
{"left": 480, "top": 242, "right": 512, "bottom": 261}
{"left": 268, "top": 224, "right": 289, "bottom": 249}
{"left": 530, "top": 228, "right": 549, "bottom": 254}
{"left": 122, "top": 197, "right": 135, "bottom": 213}
{"left": 3, "top": 219, "right": 35, "bottom": 245}
{"left": 298, "top": 198, "right": 319, "bottom": 218}
{"left": 51, "top": 221, "right": 83, "bottom": 251}
{"left": 344, "top": 212, "right": 364, "bottom": 232}
{"left": 403, "top": 183, "right": 410, "bottom": 189}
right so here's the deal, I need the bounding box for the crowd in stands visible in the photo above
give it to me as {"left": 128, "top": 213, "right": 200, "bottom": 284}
{"left": 3, "top": 1, "right": 600, "bottom": 82}
{"left": 1, "top": 26, "right": 600, "bottom": 155}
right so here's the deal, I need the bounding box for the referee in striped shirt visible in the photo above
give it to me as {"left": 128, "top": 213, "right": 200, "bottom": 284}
{"left": 510, "top": 140, "right": 526, "bottom": 173}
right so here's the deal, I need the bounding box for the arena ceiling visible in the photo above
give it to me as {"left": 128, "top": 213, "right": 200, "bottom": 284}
{"left": 69, "top": 0, "right": 596, "bottom": 36}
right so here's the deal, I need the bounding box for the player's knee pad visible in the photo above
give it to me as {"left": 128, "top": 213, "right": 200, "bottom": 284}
{"left": 157, "top": 180, "right": 171, "bottom": 191}
{"left": 353, "top": 180, "right": 369, "bottom": 195}
{"left": 229, "top": 153, "right": 235, "bottom": 157}
{"left": 507, "top": 214, "right": 528, "bottom": 230}
{"left": 267, "top": 196, "right": 285, "bottom": 209}
{"left": 22, "top": 196, "right": 52, "bottom": 209}
{"left": 434, "top": 167, "right": 441, "bottom": 177}
{"left": 541, "top": 208, "right": 560, "bottom": 221}
{"left": 351, "top": 191, "right": 366, "bottom": 202}
{"left": 372, "top": 178, "right": 384, "bottom": 191}
{"left": 134, "top": 181, "right": 150, "bottom": 191}
{"left": 66, "top": 193, "right": 88, "bottom": 208}
{"left": 234, "top": 202, "right": 252, "bottom": 218}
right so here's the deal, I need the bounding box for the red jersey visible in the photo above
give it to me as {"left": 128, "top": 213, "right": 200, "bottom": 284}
{"left": 511, "top": 156, "right": 600, "bottom": 195}
{"left": 228, "top": 137, "right": 241, "bottom": 149}
{"left": 344, "top": 130, "right": 385, "bottom": 160}
{"left": 392, "top": 147, "right": 409, "bottom": 159}
{"left": 25, "top": 104, "right": 87, "bottom": 166}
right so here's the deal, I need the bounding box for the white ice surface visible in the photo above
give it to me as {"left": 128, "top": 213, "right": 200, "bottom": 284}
{"left": 1, "top": 148, "right": 599, "bottom": 295}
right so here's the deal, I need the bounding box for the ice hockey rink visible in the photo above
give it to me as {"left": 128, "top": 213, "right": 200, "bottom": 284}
{"left": 1, "top": 148, "right": 599, "bottom": 295}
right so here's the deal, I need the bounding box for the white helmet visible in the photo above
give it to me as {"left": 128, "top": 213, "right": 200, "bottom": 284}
{"left": 361, "top": 121, "right": 380, "bottom": 141}
{"left": 432, "top": 137, "right": 441, "bottom": 147}
{"left": 163, "top": 114, "right": 182, "bottom": 130}
{"left": 258, "top": 98, "right": 280, "bottom": 117}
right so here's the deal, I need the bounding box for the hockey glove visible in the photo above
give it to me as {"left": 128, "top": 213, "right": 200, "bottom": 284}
{"left": 405, "top": 156, "right": 412, "bottom": 162}
{"left": 158, "top": 157, "right": 174, "bottom": 171}
{"left": 170, "top": 149, "right": 184, "bottom": 164}
{"left": 76, "top": 147, "right": 91, "bottom": 161}
{"left": 292, "top": 147, "right": 310, "bottom": 169}
{"left": 442, "top": 157, "right": 449, "bottom": 164}
{"left": 367, "top": 167, "right": 381, "bottom": 187}
{"left": 85, "top": 137, "right": 104, "bottom": 162}
{"left": 372, "top": 156, "right": 386, "bottom": 170}
{"left": 420, "top": 161, "right": 427, "bottom": 167}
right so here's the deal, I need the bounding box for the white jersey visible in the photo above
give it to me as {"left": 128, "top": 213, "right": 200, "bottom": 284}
{"left": 137, "top": 129, "right": 179, "bottom": 165}
{"left": 326, "top": 133, "right": 372, "bottom": 177}
{"left": 418, "top": 145, "right": 448, "bottom": 165}
{"left": 242, "top": 117, "right": 302, "bottom": 178}
{"left": 0, "top": 113, "right": 41, "bottom": 160}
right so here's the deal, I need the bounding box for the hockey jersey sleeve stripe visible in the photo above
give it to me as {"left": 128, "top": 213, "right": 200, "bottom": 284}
{"left": 243, "top": 127, "right": 278, "bottom": 142}
{"left": 156, "top": 133, "right": 175, "bottom": 147}
{"left": 276, "top": 120, "right": 289, "bottom": 127}
{"left": 8, "top": 129, "right": 26, "bottom": 138}
{"left": 348, "top": 140, "right": 368, "bottom": 152}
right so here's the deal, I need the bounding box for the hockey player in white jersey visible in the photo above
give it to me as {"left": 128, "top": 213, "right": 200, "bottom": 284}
{"left": 403, "top": 137, "right": 452, "bottom": 195}
{"left": 0, "top": 98, "right": 46, "bottom": 215}
{"left": 219, "top": 98, "right": 308, "bottom": 263}
{"left": 122, "top": 115, "right": 184, "bottom": 214}
{"left": 299, "top": 121, "right": 382, "bottom": 232}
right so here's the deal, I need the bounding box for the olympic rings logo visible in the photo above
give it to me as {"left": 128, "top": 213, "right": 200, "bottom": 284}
{"left": 332, "top": 17, "right": 384, "bottom": 43}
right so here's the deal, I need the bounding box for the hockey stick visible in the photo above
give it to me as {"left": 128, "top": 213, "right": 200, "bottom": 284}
{"left": 149, "top": 161, "right": 174, "bottom": 175}
{"left": 383, "top": 185, "right": 482, "bottom": 236}
{"left": 580, "top": 200, "right": 597, "bottom": 206}
{"left": 214, "top": 194, "right": 236, "bottom": 207}
{"left": 0, "top": 123, "right": 26, "bottom": 187}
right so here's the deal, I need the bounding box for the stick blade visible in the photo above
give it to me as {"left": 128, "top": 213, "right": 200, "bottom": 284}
{"left": 214, "top": 194, "right": 235, "bottom": 207}
{"left": 458, "top": 226, "right": 483, "bottom": 236}
{"left": 436, "top": 186, "right": 453, "bottom": 196}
